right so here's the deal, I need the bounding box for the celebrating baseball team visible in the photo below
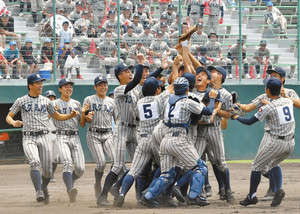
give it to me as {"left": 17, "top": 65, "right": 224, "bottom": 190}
{"left": 5, "top": 25, "right": 300, "bottom": 209}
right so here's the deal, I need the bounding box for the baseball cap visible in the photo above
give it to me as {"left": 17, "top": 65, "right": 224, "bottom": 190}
{"left": 207, "top": 65, "right": 227, "bottom": 83}
{"left": 108, "top": 91, "right": 114, "bottom": 97}
{"left": 182, "top": 72, "right": 196, "bottom": 90}
{"left": 25, "top": 38, "right": 32, "bottom": 43}
{"left": 137, "top": 3, "right": 144, "bottom": 8}
{"left": 133, "top": 13, "right": 139, "bottom": 18}
{"left": 174, "top": 77, "right": 189, "bottom": 95}
{"left": 144, "top": 24, "right": 151, "bottom": 29}
{"left": 75, "top": 1, "right": 81, "bottom": 6}
{"left": 27, "top": 74, "right": 46, "bottom": 85}
{"left": 168, "top": 4, "right": 175, "bottom": 9}
{"left": 94, "top": 75, "right": 108, "bottom": 85}
{"left": 82, "top": 10, "right": 88, "bottom": 15}
{"left": 160, "top": 22, "right": 168, "bottom": 27}
{"left": 58, "top": 78, "right": 74, "bottom": 87}
{"left": 142, "top": 77, "right": 160, "bottom": 96}
{"left": 266, "top": 1, "right": 273, "bottom": 6}
{"left": 108, "top": 10, "right": 115, "bottom": 15}
{"left": 45, "top": 90, "right": 56, "bottom": 98}
{"left": 62, "top": 21, "right": 69, "bottom": 25}
{"left": 264, "top": 77, "right": 282, "bottom": 96}
{"left": 9, "top": 41, "right": 17, "bottom": 46}
{"left": 208, "top": 32, "right": 218, "bottom": 38}
{"left": 157, "top": 30, "right": 163, "bottom": 36}
{"left": 197, "top": 23, "right": 203, "bottom": 28}
{"left": 267, "top": 66, "right": 286, "bottom": 77}
{"left": 196, "top": 66, "right": 211, "bottom": 80}
{"left": 115, "top": 63, "right": 129, "bottom": 78}
{"left": 260, "top": 40, "right": 267, "bottom": 46}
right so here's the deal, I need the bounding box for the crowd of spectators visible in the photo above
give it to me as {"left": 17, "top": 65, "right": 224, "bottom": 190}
{"left": 0, "top": 0, "right": 291, "bottom": 79}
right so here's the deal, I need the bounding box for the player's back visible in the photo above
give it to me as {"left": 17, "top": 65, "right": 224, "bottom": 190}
{"left": 137, "top": 96, "right": 163, "bottom": 134}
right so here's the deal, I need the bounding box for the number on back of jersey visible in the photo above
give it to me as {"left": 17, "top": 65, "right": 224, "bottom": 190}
{"left": 277, "top": 104, "right": 294, "bottom": 125}
{"left": 138, "top": 102, "right": 159, "bottom": 121}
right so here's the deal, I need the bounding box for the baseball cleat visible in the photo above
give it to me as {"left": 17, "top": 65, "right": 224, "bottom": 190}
{"left": 225, "top": 190, "right": 235, "bottom": 204}
{"left": 261, "top": 188, "right": 275, "bottom": 201}
{"left": 271, "top": 189, "right": 285, "bottom": 207}
{"left": 36, "top": 190, "right": 45, "bottom": 202}
{"left": 219, "top": 188, "right": 226, "bottom": 200}
{"left": 172, "top": 185, "right": 186, "bottom": 203}
{"left": 187, "top": 196, "right": 210, "bottom": 207}
{"left": 43, "top": 187, "right": 50, "bottom": 205}
{"left": 139, "top": 196, "right": 159, "bottom": 208}
{"left": 240, "top": 194, "right": 258, "bottom": 206}
{"left": 68, "top": 188, "right": 78, "bottom": 203}
{"left": 205, "top": 185, "right": 212, "bottom": 198}
{"left": 113, "top": 194, "right": 125, "bottom": 207}
{"left": 97, "top": 194, "right": 111, "bottom": 207}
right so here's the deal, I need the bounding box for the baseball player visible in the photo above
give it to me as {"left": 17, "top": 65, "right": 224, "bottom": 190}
{"left": 126, "top": 39, "right": 148, "bottom": 67}
{"left": 114, "top": 77, "right": 163, "bottom": 207}
{"left": 233, "top": 78, "right": 295, "bottom": 207}
{"left": 132, "top": 13, "right": 144, "bottom": 35}
{"left": 202, "top": 0, "right": 224, "bottom": 34}
{"left": 81, "top": 75, "right": 116, "bottom": 199}
{"left": 166, "top": 4, "right": 176, "bottom": 25}
{"left": 149, "top": 30, "right": 170, "bottom": 69}
{"left": 122, "top": 24, "right": 138, "bottom": 51}
{"left": 52, "top": 79, "right": 85, "bottom": 203}
{"left": 250, "top": 40, "right": 271, "bottom": 79}
{"left": 264, "top": 1, "right": 287, "bottom": 38}
{"left": 97, "top": 63, "right": 143, "bottom": 206}
{"left": 236, "top": 67, "right": 299, "bottom": 201}
{"left": 227, "top": 39, "right": 249, "bottom": 79}
{"left": 6, "top": 74, "right": 79, "bottom": 204}
{"left": 44, "top": 90, "right": 59, "bottom": 182}
{"left": 140, "top": 77, "right": 218, "bottom": 207}
{"left": 86, "top": 0, "right": 107, "bottom": 26}
{"left": 138, "top": 24, "right": 154, "bottom": 49}
{"left": 202, "top": 65, "right": 235, "bottom": 203}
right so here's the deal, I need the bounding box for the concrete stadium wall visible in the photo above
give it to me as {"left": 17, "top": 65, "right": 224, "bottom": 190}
{"left": 0, "top": 83, "right": 299, "bottom": 161}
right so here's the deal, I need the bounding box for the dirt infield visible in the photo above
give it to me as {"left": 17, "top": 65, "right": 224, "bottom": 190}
{"left": 0, "top": 163, "right": 299, "bottom": 214}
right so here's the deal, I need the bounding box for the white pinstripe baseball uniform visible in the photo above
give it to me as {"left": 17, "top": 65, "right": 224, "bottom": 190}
{"left": 52, "top": 98, "right": 85, "bottom": 178}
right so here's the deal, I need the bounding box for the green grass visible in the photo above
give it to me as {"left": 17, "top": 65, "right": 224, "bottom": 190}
{"left": 227, "top": 159, "right": 300, "bottom": 164}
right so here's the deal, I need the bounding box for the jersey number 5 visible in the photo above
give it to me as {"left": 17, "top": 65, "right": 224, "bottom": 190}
{"left": 143, "top": 104, "right": 152, "bottom": 119}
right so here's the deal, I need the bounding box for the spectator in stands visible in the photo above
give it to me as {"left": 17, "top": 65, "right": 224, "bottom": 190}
{"left": 31, "top": 0, "right": 43, "bottom": 28}
{"left": 187, "top": 0, "right": 202, "bottom": 26}
{"left": 58, "top": 21, "right": 73, "bottom": 49}
{"left": 103, "top": 10, "right": 117, "bottom": 32}
{"left": 69, "top": 2, "right": 82, "bottom": 23}
{"left": 166, "top": 4, "right": 176, "bottom": 25}
{"left": 151, "top": 13, "right": 168, "bottom": 34}
{"left": 170, "top": 14, "right": 179, "bottom": 33}
{"left": 120, "top": 0, "right": 133, "bottom": 12}
{"left": 227, "top": 39, "right": 249, "bottom": 79}
{"left": 0, "top": 14, "right": 20, "bottom": 49}
{"left": 250, "top": 40, "right": 271, "bottom": 79}
{"left": 62, "top": 0, "right": 75, "bottom": 18}
{"left": 136, "top": 3, "right": 148, "bottom": 26}
{"left": 87, "top": 0, "right": 107, "bottom": 26}
{"left": 4, "top": 41, "right": 22, "bottom": 79}
{"left": 202, "top": 0, "right": 224, "bottom": 34}
{"left": 88, "top": 26, "right": 99, "bottom": 38}
{"left": 19, "top": 0, "right": 31, "bottom": 17}
{"left": 64, "top": 49, "right": 82, "bottom": 79}
{"left": 74, "top": 10, "right": 90, "bottom": 36}
{"left": 43, "top": 0, "right": 61, "bottom": 18}
{"left": 120, "top": 6, "right": 132, "bottom": 26}
{"left": 191, "top": 23, "right": 208, "bottom": 47}
{"left": 159, "top": 0, "right": 171, "bottom": 14}
{"left": 100, "top": 23, "right": 117, "bottom": 40}
{"left": 160, "top": 22, "right": 171, "bottom": 46}
{"left": 0, "top": 47, "right": 9, "bottom": 79}
{"left": 122, "top": 24, "right": 138, "bottom": 51}
{"left": 58, "top": 40, "right": 72, "bottom": 78}
{"left": 126, "top": 39, "right": 148, "bottom": 66}
{"left": 132, "top": 13, "right": 144, "bottom": 34}
{"left": 138, "top": 24, "right": 153, "bottom": 48}
{"left": 97, "top": 31, "right": 118, "bottom": 78}
{"left": 149, "top": 30, "right": 170, "bottom": 69}
{"left": 206, "top": 32, "right": 230, "bottom": 68}
{"left": 20, "top": 38, "right": 38, "bottom": 74}
{"left": 264, "top": 1, "right": 287, "bottom": 38}
{"left": 41, "top": 38, "right": 53, "bottom": 64}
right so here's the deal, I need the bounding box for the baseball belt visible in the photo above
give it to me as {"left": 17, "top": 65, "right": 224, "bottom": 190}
{"left": 120, "top": 122, "right": 136, "bottom": 128}
{"left": 23, "top": 130, "right": 49, "bottom": 136}
{"left": 56, "top": 130, "right": 79, "bottom": 136}
{"left": 88, "top": 127, "right": 111, "bottom": 134}
{"left": 266, "top": 130, "right": 294, "bottom": 140}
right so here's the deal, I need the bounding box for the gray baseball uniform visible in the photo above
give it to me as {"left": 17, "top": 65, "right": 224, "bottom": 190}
{"left": 52, "top": 98, "right": 85, "bottom": 178}
{"left": 207, "top": 0, "right": 223, "bottom": 34}
{"left": 252, "top": 97, "right": 295, "bottom": 174}
{"left": 138, "top": 31, "right": 154, "bottom": 48}
{"left": 111, "top": 84, "right": 139, "bottom": 174}
{"left": 83, "top": 95, "right": 115, "bottom": 172}
{"left": 10, "top": 95, "right": 56, "bottom": 178}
